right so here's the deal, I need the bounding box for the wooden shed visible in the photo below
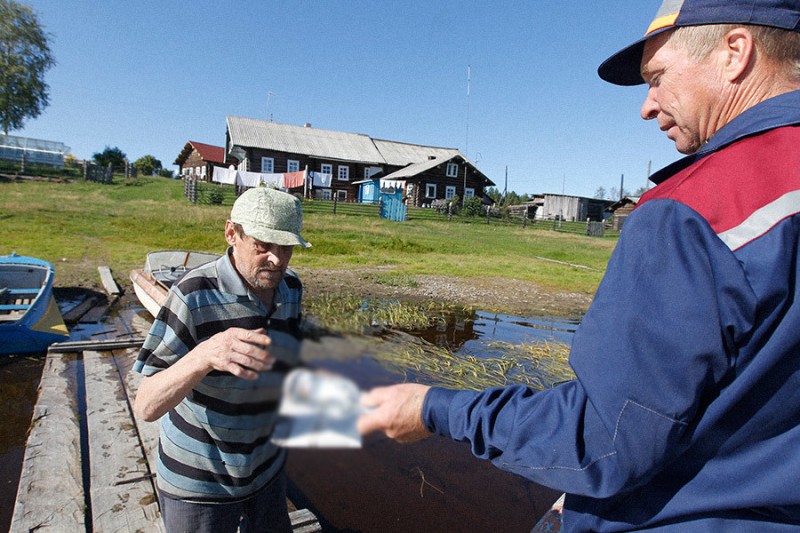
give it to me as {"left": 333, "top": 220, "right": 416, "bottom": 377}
{"left": 607, "top": 196, "right": 641, "bottom": 230}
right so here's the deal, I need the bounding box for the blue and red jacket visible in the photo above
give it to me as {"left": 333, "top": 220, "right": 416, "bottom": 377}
{"left": 423, "top": 90, "right": 800, "bottom": 532}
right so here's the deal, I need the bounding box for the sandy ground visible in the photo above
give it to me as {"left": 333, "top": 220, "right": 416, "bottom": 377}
{"left": 296, "top": 266, "right": 593, "bottom": 319}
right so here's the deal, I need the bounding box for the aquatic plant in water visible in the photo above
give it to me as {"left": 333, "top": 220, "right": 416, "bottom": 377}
{"left": 373, "top": 338, "right": 574, "bottom": 391}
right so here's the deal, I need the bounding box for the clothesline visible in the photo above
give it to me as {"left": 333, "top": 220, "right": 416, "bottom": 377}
{"left": 211, "top": 167, "right": 309, "bottom": 189}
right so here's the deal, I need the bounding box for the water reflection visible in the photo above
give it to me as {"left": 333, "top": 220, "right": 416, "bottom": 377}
{"left": 408, "top": 308, "right": 579, "bottom": 354}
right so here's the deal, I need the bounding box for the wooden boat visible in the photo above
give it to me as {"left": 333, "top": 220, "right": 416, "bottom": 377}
{"left": 130, "top": 250, "right": 220, "bottom": 318}
{"left": 0, "top": 252, "right": 69, "bottom": 355}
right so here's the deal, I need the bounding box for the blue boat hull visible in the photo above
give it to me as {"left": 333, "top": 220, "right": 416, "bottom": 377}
{"left": 0, "top": 253, "right": 69, "bottom": 355}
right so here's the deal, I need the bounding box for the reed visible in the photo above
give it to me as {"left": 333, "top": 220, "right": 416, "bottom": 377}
{"left": 374, "top": 338, "right": 574, "bottom": 391}
{"left": 303, "top": 293, "right": 454, "bottom": 333}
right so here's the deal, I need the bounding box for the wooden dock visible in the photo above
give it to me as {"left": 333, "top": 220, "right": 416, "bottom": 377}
{"left": 10, "top": 311, "right": 320, "bottom": 532}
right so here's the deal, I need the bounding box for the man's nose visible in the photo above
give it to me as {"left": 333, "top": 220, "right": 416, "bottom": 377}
{"left": 640, "top": 88, "right": 659, "bottom": 120}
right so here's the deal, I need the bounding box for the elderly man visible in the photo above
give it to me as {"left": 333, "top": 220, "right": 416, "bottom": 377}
{"left": 358, "top": 1, "right": 800, "bottom": 531}
{"left": 134, "top": 187, "right": 311, "bottom": 533}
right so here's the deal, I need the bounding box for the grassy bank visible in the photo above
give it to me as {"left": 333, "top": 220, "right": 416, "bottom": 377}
{"left": 0, "top": 175, "right": 616, "bottom": 297}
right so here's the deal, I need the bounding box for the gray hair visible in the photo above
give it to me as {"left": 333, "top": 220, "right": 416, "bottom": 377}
{"left": 668, "top": 24, "right": 800, "bottom": 81}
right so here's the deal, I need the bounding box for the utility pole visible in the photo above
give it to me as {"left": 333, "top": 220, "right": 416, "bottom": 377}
{"left": 503, "top": 166, "right": 508, "bottom": 205}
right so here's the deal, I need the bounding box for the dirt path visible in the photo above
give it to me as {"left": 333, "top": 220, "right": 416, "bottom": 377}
{"left": 296, "top": 266, "right": 593, "bottom": 318}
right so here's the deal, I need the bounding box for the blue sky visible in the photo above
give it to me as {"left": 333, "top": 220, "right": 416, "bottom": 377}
{"left": 17, "top": 1, "right": 680, "bottom": 199}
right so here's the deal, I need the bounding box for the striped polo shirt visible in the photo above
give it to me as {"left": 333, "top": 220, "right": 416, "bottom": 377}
{"left": 134, "top": 249, "right": 303, "bottom": 501}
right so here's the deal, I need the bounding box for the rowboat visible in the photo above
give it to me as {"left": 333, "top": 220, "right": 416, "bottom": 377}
{"left": 0, "top": 253, "right": 69, "bottom": 355}
{"left": 130, "top": 250, "right": 221, "bottom": 318}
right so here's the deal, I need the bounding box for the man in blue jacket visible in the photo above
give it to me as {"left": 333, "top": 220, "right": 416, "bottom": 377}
{"left": 358, "top": 1, "right": 800, "bottom": 530}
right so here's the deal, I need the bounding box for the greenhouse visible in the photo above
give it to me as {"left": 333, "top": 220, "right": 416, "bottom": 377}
{"left": 0, "top": 134, "right": 69, "bottom": 167}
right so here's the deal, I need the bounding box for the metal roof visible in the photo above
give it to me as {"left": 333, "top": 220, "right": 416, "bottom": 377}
{"left": 381, "top": 154, "right": 458, "bottom": 180}
{"left": 372, "top": 139, "right": 460, "bottom": 167}
{"left": 227, "top": 117, "right": 385, "bottom": 164}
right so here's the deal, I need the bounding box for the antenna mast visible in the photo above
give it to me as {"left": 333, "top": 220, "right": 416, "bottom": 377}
{"left": 465, "top": 65, "right": 471, "bottom": 157}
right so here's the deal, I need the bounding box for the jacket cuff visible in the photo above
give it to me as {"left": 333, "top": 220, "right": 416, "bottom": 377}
{"left": 422, "top": 387, "right": 460, "bottom": 438}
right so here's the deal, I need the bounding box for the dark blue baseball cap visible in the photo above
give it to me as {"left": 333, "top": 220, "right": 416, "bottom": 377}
{"left": 598, "top": 0, "right": 800, "bottom": 86}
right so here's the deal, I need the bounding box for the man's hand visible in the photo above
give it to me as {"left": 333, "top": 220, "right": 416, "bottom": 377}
{"left": 357, "top": 384, "right": 432, "bottom": 443}
{"left": 194, "top": 327, "right": 275, "bottom": 380}
{"left": 134, "top": 327, "right": 275, "bottom": 422}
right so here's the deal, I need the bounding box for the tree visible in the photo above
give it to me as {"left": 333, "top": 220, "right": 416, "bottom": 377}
{"left": 93, "top": 146, "right": 127, "bottom": 171}
{"left": 133, "top": 154, "right": 162, "bottom": 176}
{"left": 461, "top": 196, "right": 484, "bottom": 217}
{"left": 0, "top": 0, "right": 55, "bottom": 135}
{"left": 594, "top": 186, "right": 607, "bottom": 200}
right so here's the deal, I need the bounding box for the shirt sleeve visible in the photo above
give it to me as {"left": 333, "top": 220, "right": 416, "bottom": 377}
{"left": 133, "top": 285, "right": 196, "bottom": 376}
{"left": 423, "top": 199, "right": 755, "bottom": 498}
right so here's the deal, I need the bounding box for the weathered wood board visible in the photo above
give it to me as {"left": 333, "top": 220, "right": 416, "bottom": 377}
{"left": 10, "top": 353, "right": 85, "bottom": 533}
{"left": 84, "top": 349, "right": 165, "bottom": 532}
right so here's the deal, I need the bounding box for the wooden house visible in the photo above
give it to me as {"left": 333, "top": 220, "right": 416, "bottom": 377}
{"left": 174, "top": 141, "right": 226, "bottom": 181}
{"left": 224, "top": 117, "right": 494, "bottom": 206}
{"left": 606, "top": 196, "right": 640, "bottom": 230}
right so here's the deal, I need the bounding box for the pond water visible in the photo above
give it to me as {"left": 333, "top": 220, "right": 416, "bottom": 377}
{"left": 0, "top": 293, "right": 580, "bottom": 533}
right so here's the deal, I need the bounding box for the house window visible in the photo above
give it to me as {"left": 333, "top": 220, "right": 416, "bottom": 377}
{"left": 446, "top": 162, "right": 458, "bottom": 177}
{"left": 321, "top": 189, "right": 332, "bottom": 200}
{"left": 287, "top": 160, "right": 300, "bottom": 173}
{"left": 195, "top": 166, "right": 201, "bottom": 176}
{"left": 336, "top": 190, "right": 347, "bottom": 201}
{"left": 321, "top": 163, "right": 332, "bottom": 176}
{"left": 445, "top": 185, "right": 456, "bottom": 200}
{"left": 261, "top": 157, "right": 274, "bottom": 173}
{"left": 465, "top": 188, "right": 475, "bottom": 198}
{"left": 238, "top": 158, "right": 248, "bottom": 172}
{"left": 201, "top": 167, "right": 207, "bottom": 178}
{"left": 187, "top": 167, "right": 194, "bottom": 177}
{"left": 425, "top": 183, "right": 437, "bottom": 198}
{"left": 338, "top": 165, "right": 349, "bottom": 181}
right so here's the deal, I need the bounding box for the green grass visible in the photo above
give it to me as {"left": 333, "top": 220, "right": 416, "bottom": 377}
{"left": 0, "top": 175, "right": 616, "bottom": 296}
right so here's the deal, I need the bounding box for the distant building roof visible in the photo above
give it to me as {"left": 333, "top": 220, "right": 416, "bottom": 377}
{"left": 371, "top": 138, "right": 460, "bottom": 166}
{"left": 607, "top": 196, "right": 641, "bottom": 211}
{"left": 174, "top": 141, "right": 225, "bottom": 165}
{"left": 226, "top": 117, "right": 478, "bottom": 171}
{"left": 227, "top": 117, "right": 385, "bottom": 164}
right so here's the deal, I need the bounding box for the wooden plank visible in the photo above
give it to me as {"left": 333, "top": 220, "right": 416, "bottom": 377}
{"left": 10, "top": 352, "right": 85, "bottom": 533}
{"left": 49, "top": 337, "right": 145, "bottom": 352}
{"left": 83, "top": 349, "right": 165, "bottom": 532}
{"left": 114, "top": 348, "right": 161, "bottom": 471}
{"left": 290, "top": 508, "right": 323, "bottom": 533}
{"left": 98, "top": 265, "right": 121, "bottom": 295}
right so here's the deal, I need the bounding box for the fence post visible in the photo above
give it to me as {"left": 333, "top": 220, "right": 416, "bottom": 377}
{"left": 447, "top": 202, "right": 452, "bottom": 222}
{"left": 333, "top": 195, "right": 338, "bottom": 215}
{"left": 522, "top": 211, "right": 527, "bottom": 228}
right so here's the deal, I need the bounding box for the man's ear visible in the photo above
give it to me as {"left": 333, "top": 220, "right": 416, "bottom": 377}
{"left": 722, "top": 26, "right": 755, "bottom": 82}
{"left": 224, "top": 220, "right": 237, "bottom": 246}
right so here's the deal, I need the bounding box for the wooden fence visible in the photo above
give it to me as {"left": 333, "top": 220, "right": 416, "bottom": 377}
{"left": 181, "top": 180, "right": 619, "bottom": 238}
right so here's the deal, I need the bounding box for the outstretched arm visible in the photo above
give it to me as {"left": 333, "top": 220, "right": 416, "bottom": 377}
{"left": 134, "top": 327, "right": 275, "bottom": 422}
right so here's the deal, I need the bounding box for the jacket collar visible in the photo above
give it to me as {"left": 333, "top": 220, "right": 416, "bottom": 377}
{"left": 649, "top": 90, "right": 800, "bottom": 184}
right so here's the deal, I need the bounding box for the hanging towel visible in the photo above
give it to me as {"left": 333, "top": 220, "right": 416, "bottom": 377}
{"left": 310, "top": 171, "right": 332, "bottom": 188}
{"left": 212, "top": 166, "right": 238, "bottom": 185}
{"left": 283, "top": 170, "right": 306, "bottom": 189}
